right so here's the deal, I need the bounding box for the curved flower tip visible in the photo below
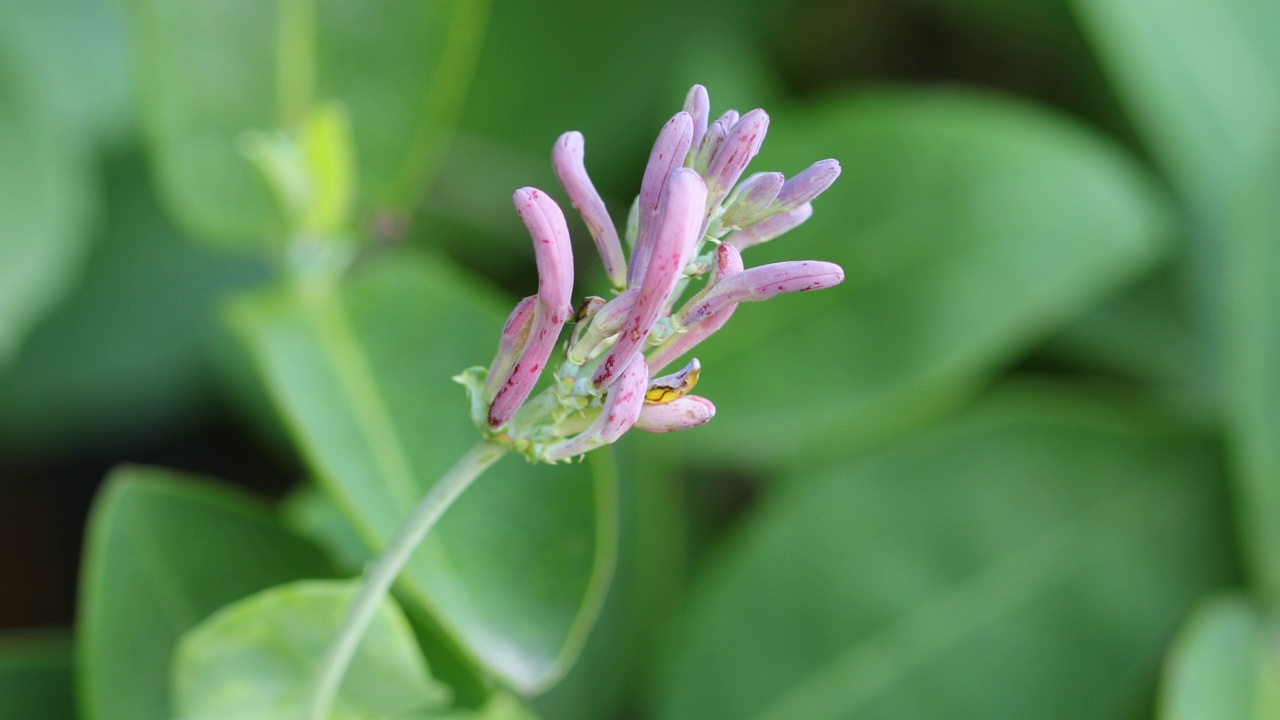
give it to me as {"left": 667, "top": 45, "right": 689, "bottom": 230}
{"left": 552, "top": 132, "right": 627, "bottom": 289}
{"left": 487, "top": 299, "right": 567, "bottom": 429}
{"left": 630, "top": 111, "right": 695, "bottom": 287}
{"left": 512, "top": 187, "right": 574, "bottom": 315}
{"left": 682, "top": 260, "right": 845, "bottom": 326}
{"left": 705, "top": 108, "right": 770, "bottom": 212}
{"left": 594, "top": 168, "right": 707, "bottom": 389}
{"left": 636, "top": 396, "right": 716, "bottom": 433}
{"left": 683, "top": 85, "right": 710, "bottom": 160}
{"left": 772, "top": 159, "right": 841, "bottom": 214}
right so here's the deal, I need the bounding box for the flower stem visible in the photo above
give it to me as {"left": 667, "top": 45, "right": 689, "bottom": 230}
{"left": 300, "top": 440, "right": 508, "bottom": 720}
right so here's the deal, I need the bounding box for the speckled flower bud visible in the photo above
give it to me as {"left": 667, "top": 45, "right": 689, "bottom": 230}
{"left": 629, "top": 112, "right": 694, "bottom": 287}
{"left": 681, "top": 260, "right": 845, "bottom": 326}
{"left": 635, "top": 395, "right": 716, "bottom": 433}
{"left": 718, "top": 171, "right": 784, "bottom": 229}
{"left": 553, "top": 132, "right": 627, "bottom": 289}
{"left": 771, "top": 159, "right": 840, "bottom": 214}
{"left": 725, "top": 203, "right": 813, "bottom": 251}
{"left": 704, "top": 109, "right": 769, "bottom": 214}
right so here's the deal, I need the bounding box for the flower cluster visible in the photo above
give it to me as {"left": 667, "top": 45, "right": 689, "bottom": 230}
{"left": 456, "top": 85, "right": 845, "bottom": 462}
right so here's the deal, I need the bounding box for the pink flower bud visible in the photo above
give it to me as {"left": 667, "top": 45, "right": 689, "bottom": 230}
{"left": 512, "top": 187, "right": 574, "bottom": 315}
{"left": 683, "top": 85, "right": 710, "bottom": 165}
{"left": 487, "top": 299, "right": 567, "bottom": 428}
{"left": 594, "top": 169, "right": 707, "bottom": 388}
{"left": 690, "top": 117, "right": 728, "bottom": 178}
{"left": 771, "top": 159, "right": 840, "bottom": 214}
{"left": 544, "top": 354, "right": 649, "bottom": 460}
{"left": 681, "top": 260, "right": 845, "bottom": 326}
{"left": 484, "top": 294, "right": 536, "bottom": 402}
{"left": 635, "top": 395, "right": 716, "bottom": 433}
{"left": 704, "top": 109, "right": 769, "bottom": 213}
{"left": 553, "top": 132, "right": 627, "bottom": 290}
{"left": 629, "top": 112, "right": 694, "bottom": 287}
{"left": 718, "top": 171, "right": 784, "bottom": 229}
{"left": 647, "top": 243, "right": 744, "bottom": 375}
{"left": 725, "top": 203, "right": 813, "bottom": 251}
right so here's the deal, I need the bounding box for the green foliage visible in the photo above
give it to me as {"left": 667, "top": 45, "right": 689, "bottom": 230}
{"left": 125, "top": 0, "right": 486, "bottom": 249}
{"left": 0, "top": 630, "right": 76, "bottom": 720}
{"left": 655, "top": 387, "right": 1234, "bottom": 720}
{"left": 77, "top": 467, "right": 333, "bottom": 720}
{"left": 1158, "top": 595, "right": 1280, "bottom": 720}
{"left": 174, "top": 580, "right": 451, "bottom": 720}
{"left": 230, "top": 253, "right": 617, "bottom": 692}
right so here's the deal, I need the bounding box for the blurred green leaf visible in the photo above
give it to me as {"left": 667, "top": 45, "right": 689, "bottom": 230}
{"left": 1071, "top": 0, "right": 1280, "bottom": 225}
{"left": 687, "top": 89, "right": 1173, "bottom": 468}
{"left": 125, "top": 0, "right": 488, "bottom": 248}
{"left": 0, "top": 629, "right": 75, "bottom": 720}
{"left": 77, "top": 466, "right": 333, "bottom": 720}
{"left": 0, "top": 152, "right": 269, "bottom": 454}
{"left": 655, "top": 385, "right": 1234, "bottom": 720}
{"left": 0, "top": 31, "right": 94, "bottom": 368}
{"left": 1158, "top": 594, "right": 1280, "bottom": 720}
{"left": 0, "top": 0, "right": 131, "bottom": 144}
{"left": 534, "top": 436, "right": 689, "bottom": 720}
{"left": 1225, "top": 155, "right": 1280, "bottom": 602}
{"left": 174, "top": 580, "right": 451, "bottom": 720}
{"left": 230, "top": 252, "right": 617, "bottom": 693}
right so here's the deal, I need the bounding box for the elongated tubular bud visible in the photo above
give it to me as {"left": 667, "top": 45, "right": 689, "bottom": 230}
{"left": 636, "top": 395, "right": 716, "bottom": 433}
{"left": 647, "top": 244, "right": 744, "bottom": 375}
{"left": 553, "top": 132, "right": 628, "bottom": 289}
{"left": 704, "top": 109, "right": 769, "bottom": 215}
{"left": 544, "top": 354, "right": 649, "bottom": 461}
{"left": 725, "top": 203, "right": 813, "bottom": 251}
{"left": 629, "top": 112, "right": 694, "bottom": 288}
{"left": 682, "top": 260, "right": 845, "bottom": 326}
{"left": 513, "top": 188, "right": 574, "bottom": 314}
{"left": 718, "top": 171, "right": 784, "bottom": 229}
{"left": 567, "top": 289, "right": 638, "bottom": 364}
{"left": 715, "top": 109, "right": 740, "bottom": 128}
{"left": 487, "top": 299, "right": 566, "bottom": 428}
{"left": 594, "top": 169, "right": 707, "bottom": 388}
{"left": 771, "top": 159, "right": 840, "bottom": 214}
{"left": 683, "top": 85, "right": 710, "bottom": 165}
{"left": 691, "top": 118, "right": 729, "bottom": 176}
{"left": 484, "top": 295, "right": 536, "bottom": 402}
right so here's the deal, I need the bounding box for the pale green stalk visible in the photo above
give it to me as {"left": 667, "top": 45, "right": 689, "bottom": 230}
{"left": 300, "top": 440, "right": 507, "bottom": 720}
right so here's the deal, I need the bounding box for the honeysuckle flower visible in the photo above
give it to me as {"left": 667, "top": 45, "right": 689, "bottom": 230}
{"left": 455, "top": 85, "right": 845, "bottom": 463}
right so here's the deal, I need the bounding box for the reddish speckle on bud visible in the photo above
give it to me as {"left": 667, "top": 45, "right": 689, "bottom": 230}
{"left": 594, "top": 168, "right": 707, "bottom": 389}
{"left": 630, "top": 112, "right": 695, "bottom": 287}
{"left": 635, "top": 395, "right": 716, "bottom": 433}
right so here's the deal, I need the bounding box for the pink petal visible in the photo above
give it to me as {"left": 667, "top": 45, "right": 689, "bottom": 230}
{"left": 629, "top": 112, "right": 694, "bottom": 287}
{"left": 594, "top": 169, "right": 707, "bottom": 388}
{"left": 553, "top": 132, "right": 627, "bottom": 289}
{"left": 682, "top": 260, "right": 845, "bottom": 326}
{"left": 513, "top": 187, "right": 574, "bottom": 315}
{"left": 635, "top": 395, "right": 716, "bottom": 433}
{"left": 483, "top": 294, "right": 536, "bottom": 402}
{"left": 725, "top": 203, "right": 813, "bottom": 251}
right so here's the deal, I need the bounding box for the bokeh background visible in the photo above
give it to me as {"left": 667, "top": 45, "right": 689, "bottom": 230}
{"left": 1, "top": 0, "right": 1278, "bottom": 718}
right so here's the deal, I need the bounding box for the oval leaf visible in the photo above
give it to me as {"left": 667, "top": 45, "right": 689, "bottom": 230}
{"left": 76, "top": 466, "right": 333, "bottom": 720}
{"left": 656, "top": 386, "right": 1234, "bottom": 720}
{"left": 174, "top": 580, "right": 449, "bottom": 720}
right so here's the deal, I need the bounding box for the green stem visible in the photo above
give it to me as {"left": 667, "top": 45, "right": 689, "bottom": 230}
{"left": 300, "top": 440, "right": 507, "bottom": 720}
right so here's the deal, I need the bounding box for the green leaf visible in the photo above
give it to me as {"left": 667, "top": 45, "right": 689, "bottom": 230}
{"left": 1158, "top": 594, "right": 1280, "bottom": 720}
{"left": 655, "top": 384, "right": 1234, "bottom": 720}
{"left": 688, "top": 89, "right": 1173, "bottom": 467}
{"left": 0, "top": 152, "right": 269, "bottom": 454}
{"left": 77, "top": 466, "right": 333, "bottom": 720}
{"left": 1225, "top": 155, "right": 1280, "bottom": 602}
{"left": 1070, "top": 0, "right": 1280, "bottom": 224}
{"left": 0, "top": 28, "right": 94, "bottom": 367}
{"left": 174, "top": 580, "right": 450, "bottom": 720}
{"left": 125, "top": 0, "right": 488, "bottom": 248}
{"left": 0, "top": 629, "right": 76, "bottom": 720}
{"left": 230, "top": 252, "right": 617, "bottom": 692}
